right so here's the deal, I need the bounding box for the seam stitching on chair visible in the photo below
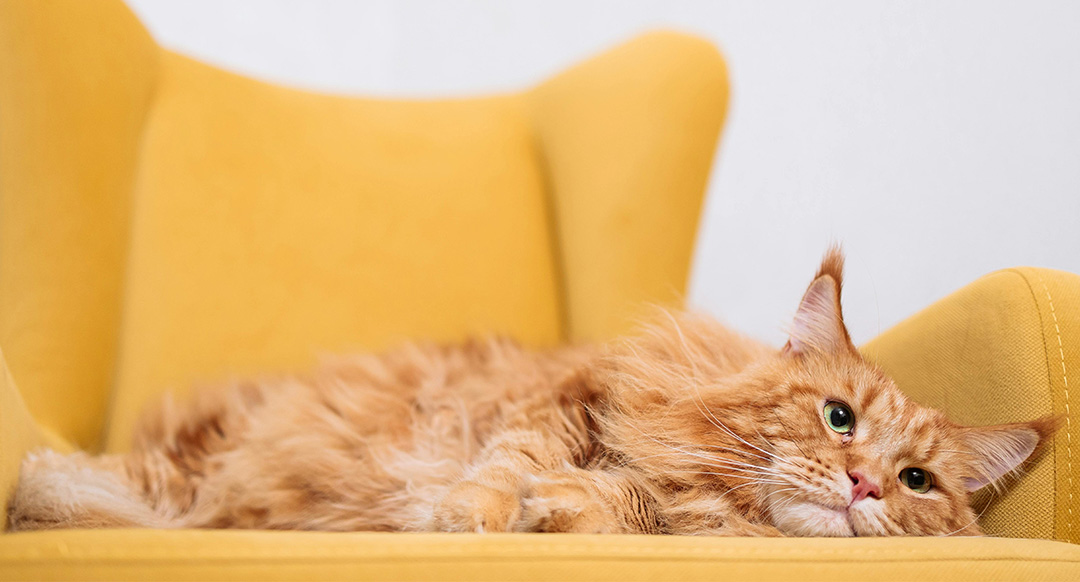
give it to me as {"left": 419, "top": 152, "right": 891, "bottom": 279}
{"left": 1037, "top": 273, "right": 1073, "bottom": 538}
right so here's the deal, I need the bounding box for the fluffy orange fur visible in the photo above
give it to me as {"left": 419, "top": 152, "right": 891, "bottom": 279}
{"left": 7, "top": 248, "right": 1058, "bottom": 536}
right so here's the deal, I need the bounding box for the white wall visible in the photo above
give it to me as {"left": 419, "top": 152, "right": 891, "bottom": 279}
{"left": 126, "top": 0, "right": 1080, "bottom": 346}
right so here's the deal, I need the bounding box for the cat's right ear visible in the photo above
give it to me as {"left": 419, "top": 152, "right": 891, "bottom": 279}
{"left": 783, "top": 246, "right": 856, "bottom": 357}
{"left": 959, "top": 415, "right": 1061, "bottom": 491}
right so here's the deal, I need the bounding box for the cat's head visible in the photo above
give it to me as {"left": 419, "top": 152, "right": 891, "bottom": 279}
{"left": 601, "top": 247, "right": 1058, "bottom": 537}
{"left": 748, "top": 247, "right": 1058, "bottom": 536}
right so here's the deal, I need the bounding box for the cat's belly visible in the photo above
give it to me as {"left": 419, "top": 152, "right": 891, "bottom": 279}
{"left": 173, "top": 340, "right": 594, "bottom": 531}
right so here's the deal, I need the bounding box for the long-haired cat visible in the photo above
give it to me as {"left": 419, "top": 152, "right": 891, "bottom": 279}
{"left": 7, "top": 248, "right": 1057, "bottom": 536}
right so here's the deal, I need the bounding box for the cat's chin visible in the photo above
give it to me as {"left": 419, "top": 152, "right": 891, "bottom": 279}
{"left": 771, "top": 501, "right": 854, "bottom": 537}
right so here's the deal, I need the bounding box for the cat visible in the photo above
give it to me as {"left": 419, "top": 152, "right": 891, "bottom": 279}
{"left": 7, "top": 247, "right": 1058, "bottom": 537}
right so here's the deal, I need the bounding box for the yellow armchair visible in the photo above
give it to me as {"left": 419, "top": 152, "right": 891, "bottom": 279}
{"left": 1, "top": 1, "right": 1078, "bottom": 580}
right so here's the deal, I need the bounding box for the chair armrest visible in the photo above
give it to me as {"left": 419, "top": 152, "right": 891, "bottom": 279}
{"left": 863, "top": 267, "right": 1080, "bottom": 543}
{"left": 0, "top": 0, "right": 159, "bottom": 450}
{"left": 0, "top": 346, "right": 70, "bottom": 530}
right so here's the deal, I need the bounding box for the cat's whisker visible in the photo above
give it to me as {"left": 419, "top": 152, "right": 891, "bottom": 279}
{"left": 713, "top": 480, "right": 763, "bottom": 502}
{"left": 768, "top": 410, "right": 809, "bottom": 459}
{"left": 612, "top": 413, "right": 795, "bottom": 493}
{"left": 765, "top": 496, "right": 797, "bottom": 516}
{"left": 705, "top": 459, "right": 785, "bottom": 477}
{"left": 660, "top": 448, "right": 784, "bottom": 475}
{"left": 762, "top": 490, "right": 799, "bottom": 518}
{"left": 701, "top": 445, "right": 772, "bottom": 464}
{"left": 615, "top": 418, "right": 778, "bottom": 475}
{"left": 677, "top": 469, "right": 786, "bottom": 483}
{"left": 612, "top": 428, "right": 790, "bottom": 483}
{"left": 690, "top": 389, "right": 791, "bottom": 465}
{"left": 680, "top": 472, "right": 786, "bottom": 485}
{"left": 617, "top": 450, "right": 784, "bottom": 478}
{"left": 660, "top": 313, "right": 793, "bottom": 467}
{"left": 759, "top": 486, "right": 797, "bottom": 510}
{"left": 750, "top": 425, "right": 783, "bottom": 455}
{"left": 621, "top": 446, "right": 764, "bottom": 467}
{"left": 620, "top": 450, "right": 787, "bottom": 483}
{"left": 941, "top": 486, "right": 998, "bottom": 537}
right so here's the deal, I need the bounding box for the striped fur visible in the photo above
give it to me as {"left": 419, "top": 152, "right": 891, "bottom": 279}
{"left": 7, "top": 249, "right": 1057, "bottom": 536}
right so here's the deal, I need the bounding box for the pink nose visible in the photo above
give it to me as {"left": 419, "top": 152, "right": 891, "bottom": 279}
{"left": 848, "top": 470, "right": 882, "bottom": 504}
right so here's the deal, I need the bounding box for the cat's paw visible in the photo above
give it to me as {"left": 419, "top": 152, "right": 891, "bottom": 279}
{"left": 515, "top": 469, "right": 622, "bottom": 534}
{"left": 432, "top": 481, "right": 522, "bottom": 533}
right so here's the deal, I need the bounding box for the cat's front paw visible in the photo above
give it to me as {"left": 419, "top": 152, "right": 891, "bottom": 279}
{"left": 432, "top": 481, "right": 522, "bottom": 533}
{"left": 515, "top": 469, "right": 623, "bottom": 534}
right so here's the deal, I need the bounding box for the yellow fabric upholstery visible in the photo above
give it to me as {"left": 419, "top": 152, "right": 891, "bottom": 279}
{"left": 0, "top": 1, "right": 726, "bottom": 453}
{"left": 0, "top": 0, "right": 158, "bottom": 453}
{"left": 2, "top": 1, "right": 1078, "bottom": 580}
{"left": 3, "top": 530, "right": 1080, "bottom": 581}
{"left": 530, "top": 36, "right": 727, "bottom": 341}
{"left": 107, "top": 53, "right": 564, "bottom": 451}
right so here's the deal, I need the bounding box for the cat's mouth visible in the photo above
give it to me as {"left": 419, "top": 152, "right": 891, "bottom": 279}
{"left": 813, "top": 502, "right": 857, "bottom": 534}
{"left": 770, "top": 498, "right": 855, "bottom": 537}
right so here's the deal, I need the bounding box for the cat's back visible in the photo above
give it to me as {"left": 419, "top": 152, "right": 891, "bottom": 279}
{"left": 601, "top": 311, "right": 774, "bottom": 383}
{"left": 135, "top": 316, "right": 761, "bottom": 463}
{"left": 302, "top": 338, "right": 598, "bottom": 441}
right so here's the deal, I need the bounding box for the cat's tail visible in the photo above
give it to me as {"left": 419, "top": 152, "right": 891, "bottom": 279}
{"left": 6, "top": 449, "right": 178, "bottom": 530}
{"left": 9, "top": 385, "right": 266, "bottom": 531}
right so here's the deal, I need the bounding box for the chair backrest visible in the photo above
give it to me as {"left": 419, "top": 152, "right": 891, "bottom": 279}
{"left": 0, "top": 1, "right": 729, "bottom": 451}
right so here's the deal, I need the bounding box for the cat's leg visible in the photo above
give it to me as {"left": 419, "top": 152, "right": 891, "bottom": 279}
{"left": 7, "top": 449, "right": 170, "bottom": 530}
{"left": 515, "top": 465, "right": 664, "bottom": 534}
{"left": 661, "top": 491, "right": 786, "bottom": 537}
{"left": 432, "top": 429, "right": 572, "bottom": 533}
{"left": 706, "top": 518, "right": 784, "bottom": 537}
{"left": 672, "top": 516, "right": 785, "bottom": 537}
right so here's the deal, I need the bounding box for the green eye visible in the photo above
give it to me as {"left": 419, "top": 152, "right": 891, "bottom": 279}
{"left": 899, "top": 468, "right": 933, "bottom": 493}
{"left": 823, "top": 401, "right": 855, "bottom": 434}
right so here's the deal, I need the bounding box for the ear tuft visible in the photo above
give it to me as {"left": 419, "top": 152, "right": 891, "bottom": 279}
{"left": 815, "top": 244, "right": 845, "bottom": 288}
{"left": 960, "top": 416, "right": 1061, "bottom": 492}
{"left": 784, "top": 245, "right": 854, "bottom": 356}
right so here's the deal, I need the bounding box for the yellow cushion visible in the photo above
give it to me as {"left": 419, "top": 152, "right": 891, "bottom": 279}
{"left": 2, "top": 530, "right": 1079, "bottom": 581}
{"left": 0, "top": 0, "right": 157, "bottom": 452}
{"left": 0, "top": 1, "right": 727, "bottom": 452}
{"left": 109, "top": 53, "right": 564, "bottom": 450}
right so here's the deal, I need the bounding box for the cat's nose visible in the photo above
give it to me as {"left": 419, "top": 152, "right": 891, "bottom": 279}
{"left": 848, "top": 470, "right": 882, "bottom": 503}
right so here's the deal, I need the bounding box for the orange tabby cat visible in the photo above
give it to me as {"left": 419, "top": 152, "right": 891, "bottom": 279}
{"left": 8, "top": 248, "right": 1057, "bottom": 536}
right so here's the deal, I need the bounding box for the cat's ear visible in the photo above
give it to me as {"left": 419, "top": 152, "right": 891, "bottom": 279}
{"left": 959, "top": 416, "right": 1060, "bottom": 492}
{"left": 783, "top": 246, "right": 855, "bottom": 356}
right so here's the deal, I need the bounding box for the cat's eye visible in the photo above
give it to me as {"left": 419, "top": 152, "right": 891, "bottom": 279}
{"left": 899, "top": 467, "right": 933, "bottom": 493}
{"left": 823, "top": 401, "right": 855, "bottom": 434}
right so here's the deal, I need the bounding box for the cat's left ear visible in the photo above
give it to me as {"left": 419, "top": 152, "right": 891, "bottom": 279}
{"left": 959, "top": 416, "right": 1061, "bottom": 491}
{"left": 783, "top": 246, "right": 856, "bottom": 357}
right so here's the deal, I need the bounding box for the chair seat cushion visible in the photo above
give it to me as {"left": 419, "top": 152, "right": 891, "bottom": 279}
{"left": 2, "top": 530, "right": 1078, "bottom": 581}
